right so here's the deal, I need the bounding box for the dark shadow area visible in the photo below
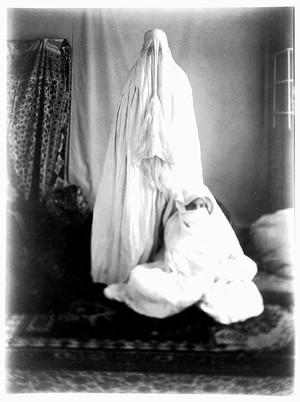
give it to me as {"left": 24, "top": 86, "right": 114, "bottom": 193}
{"left": 6, "top": 188, "right": 239, "bottom": 316}
{"left": 6, "top": 189, "right": 294, "bottom": 378}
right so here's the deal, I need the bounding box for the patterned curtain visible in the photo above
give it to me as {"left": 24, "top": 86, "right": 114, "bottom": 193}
{"left": 7, "top": 39, "right": 72, "bottom": 203}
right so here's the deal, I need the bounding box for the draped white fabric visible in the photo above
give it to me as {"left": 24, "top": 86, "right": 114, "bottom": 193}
{"left": 68, "top": 9, "right": 270, "bottom": 226}
{"left": 91, "top": 29, "right": 204, "bottom": 285}
{"left": 69, "top": 9, "right": 141, "bottom": 208}
{"left": 69, "top": 12, "right": 205, "bottom": 209}
{"left": 104, "top": 186, "right": 264, "bottom": 323}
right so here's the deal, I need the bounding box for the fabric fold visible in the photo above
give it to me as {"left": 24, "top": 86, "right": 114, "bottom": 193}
{"left": 91, "top": 29, "right": 204, "bottom": 285}
{"left": 104, "top": 186, "right": 264, "bottom": 323}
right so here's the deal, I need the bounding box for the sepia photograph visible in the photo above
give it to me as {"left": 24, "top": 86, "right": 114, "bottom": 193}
{"left": 5, "top": 5, "right": 295, "bottom": 396}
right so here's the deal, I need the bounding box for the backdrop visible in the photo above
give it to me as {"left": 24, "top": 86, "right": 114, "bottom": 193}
{"left": 8, "top": 8, "right": 273, "bottom": 225}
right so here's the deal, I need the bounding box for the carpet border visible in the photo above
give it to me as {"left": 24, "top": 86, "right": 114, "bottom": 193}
{"left": 6, "top": 347, "right": 295, "bottom": 377}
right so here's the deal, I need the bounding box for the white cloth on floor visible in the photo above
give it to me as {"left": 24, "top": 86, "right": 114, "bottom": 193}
{"left": 199, "top": 279, "right": 264, "bottom": 325}
{"left": 104, "top": 187, "right": 264, "bottom": 323}
{"left": 91, "top": 29, "right": 204, "bottom": 285}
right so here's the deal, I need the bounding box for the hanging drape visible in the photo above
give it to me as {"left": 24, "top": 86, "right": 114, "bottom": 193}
{"left": 68, "top": 9, "right": 204, "bottom": 209}
{"left": 91, "top": 28, "right": 204, "bottom": 285}
{"left": 66, "top": 9, "right": 270, "bottom": 224}
{"left": 7, "top": 39, "right": 72, "bottom": 202}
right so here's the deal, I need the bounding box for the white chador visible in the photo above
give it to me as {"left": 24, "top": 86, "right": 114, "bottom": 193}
{"left": 91, "top": 29, "right": 264, "bottom": 324}
{"left": 91, "top": 29, "right": 204, "bottom": 285}
{"left": 105, "top": 187, "right": 264, "bottom": 324}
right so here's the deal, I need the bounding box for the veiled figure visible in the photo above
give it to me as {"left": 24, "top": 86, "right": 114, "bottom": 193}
{"left": 104, "top": 186, "right": 264, "bottom": 323}
{"left": 91, "top": 29, "right": 204, "bottom": 285}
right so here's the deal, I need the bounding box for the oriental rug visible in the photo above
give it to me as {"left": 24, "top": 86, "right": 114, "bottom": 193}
{"left": 6, "top": 295, "right": 295, "bottom": 378}
{"left": 6, "top": 369, "right": 294, "bottom": 395}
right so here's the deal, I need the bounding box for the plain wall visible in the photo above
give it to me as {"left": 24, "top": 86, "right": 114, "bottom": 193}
{"left": 7, "top": 8, "right": 280, "bottom": 226}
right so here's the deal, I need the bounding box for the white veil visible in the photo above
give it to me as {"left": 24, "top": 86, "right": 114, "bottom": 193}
{"left": 91, "top": 29, "right": 204, "bottom": 284}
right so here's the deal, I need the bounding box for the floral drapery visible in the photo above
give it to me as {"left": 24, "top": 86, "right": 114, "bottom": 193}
{"left": 7, "top": 39, "right": 72, "bottom": 202}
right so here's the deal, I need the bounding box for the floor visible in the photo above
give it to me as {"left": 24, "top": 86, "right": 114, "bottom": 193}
{"left": 6, "top": 369, "right": 294, "bottom": 395}
{"left": 5, "top": 200, "right": 295, "bottom": 395}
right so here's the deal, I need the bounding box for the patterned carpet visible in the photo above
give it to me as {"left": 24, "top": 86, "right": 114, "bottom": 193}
{"left": 6, "top": 291, "right": 295, "bottom": 351}
{"left": 6, "top": 369, "right": 294, "bottom": 394}
{"left": 6, "top": 292, "right": 295, "bottom": 392}
{"left": 6, "top": 192, "right": 296, "bottom": 395}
